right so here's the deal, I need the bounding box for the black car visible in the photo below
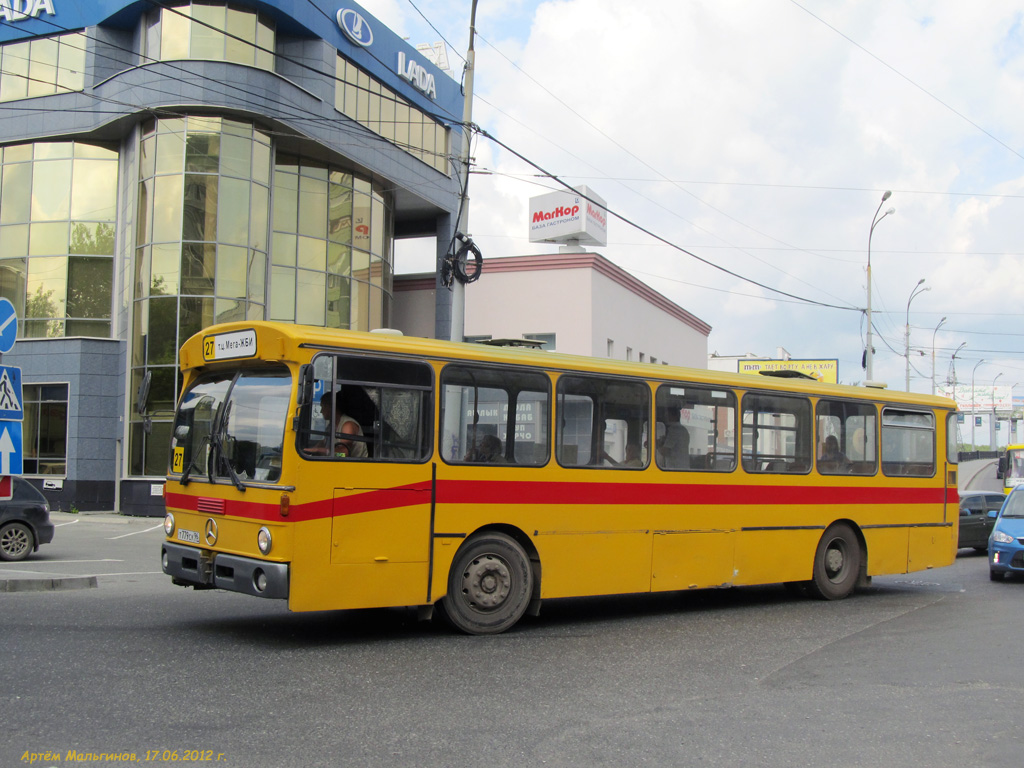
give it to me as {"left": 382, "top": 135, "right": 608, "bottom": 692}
{"left": 958, "top": 491, "right": 1006, "bottom": 551}
{"left": 0, "top": 477, "right": 54, "bottom": 562}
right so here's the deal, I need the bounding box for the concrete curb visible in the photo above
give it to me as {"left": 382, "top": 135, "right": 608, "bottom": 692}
{"left": 0, "top": 575, "right": 99, "bottom": 592}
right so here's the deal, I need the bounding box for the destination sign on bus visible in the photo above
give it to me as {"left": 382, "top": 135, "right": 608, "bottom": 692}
{"left": 203, "top": 329, "right": 257, "bottom": 362}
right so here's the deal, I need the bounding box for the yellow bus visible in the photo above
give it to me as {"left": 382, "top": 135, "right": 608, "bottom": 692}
{"left": 161, "top": 321, "right": 960, "bottom": 634}
{"left": 998, "top": 444, "right": 1024, "bottom": 495}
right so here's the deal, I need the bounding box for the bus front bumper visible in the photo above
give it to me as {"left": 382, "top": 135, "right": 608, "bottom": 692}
{"left": 162, "top": 542, "right": 289, "bottom": 600}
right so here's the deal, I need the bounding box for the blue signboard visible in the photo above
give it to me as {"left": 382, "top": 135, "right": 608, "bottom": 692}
{"left": 0, "top": 420, "right": 22, "bottom": 476}
{"left": 0, "top": 297, "right": 17, "bottom": 354}
{"left": 0, "top": 365, "right": 22, "bottom": 421}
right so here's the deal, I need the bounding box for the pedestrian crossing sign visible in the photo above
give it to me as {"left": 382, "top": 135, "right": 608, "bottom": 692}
{"left": 0, "top": 365, "right": 21, "bottom": 422}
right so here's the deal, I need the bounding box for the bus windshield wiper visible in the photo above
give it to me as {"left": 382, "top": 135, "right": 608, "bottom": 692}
{"left": 210, "top": 401, "right": 247, "bottom": 493}
{"left": 179, "top": 434, "right": 208, "bottom": 487}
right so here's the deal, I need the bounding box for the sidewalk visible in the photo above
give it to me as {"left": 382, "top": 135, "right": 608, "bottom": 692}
{"left": 1, "top": 511, "right": 163, "bottom": 592}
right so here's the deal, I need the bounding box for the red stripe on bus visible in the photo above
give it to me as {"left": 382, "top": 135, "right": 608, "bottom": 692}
{"left": 436, "top": 480, "right": 949, "bottom": 506}
{"left": 167, "top": 480, "right": 953, "bottom": 524}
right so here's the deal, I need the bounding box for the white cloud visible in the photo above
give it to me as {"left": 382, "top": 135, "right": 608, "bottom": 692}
{"left": 389, "top": 0, "right": 1024, "bottom": 389}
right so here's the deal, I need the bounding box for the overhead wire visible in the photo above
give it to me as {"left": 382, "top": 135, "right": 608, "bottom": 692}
{"left": 476, "top": 125, "right": 858, "bottom": 312}
{"left": 472, "top": 31, "right": 854, "bottom": 301}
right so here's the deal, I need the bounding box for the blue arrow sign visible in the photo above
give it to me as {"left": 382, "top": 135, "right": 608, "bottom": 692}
{"left": 0, "top": 421, "right": 22, "bottom": 476}
{"left": 0, "top": 297, "right": 17, "bottom": 354}
{"left": 0, "top": 365, "right": 22, "bottom": 421}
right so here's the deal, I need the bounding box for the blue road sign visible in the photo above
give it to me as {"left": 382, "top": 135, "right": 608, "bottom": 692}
{"left": 0, "top": 365, "right": 22, "bottom": 421}
{"left": 0, "top": 420, "right": 22, "bottom": 476}
{"left": 0, "top": 297, "right": 17, "bottom": 354}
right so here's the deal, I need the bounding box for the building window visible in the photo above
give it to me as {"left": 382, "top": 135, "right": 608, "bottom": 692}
{"left": 0, "top": 141, "right": 118, "bottom": 339}
{"left": 335, "top": 55, "right": 450, "bottom": 175}
{"left": 143, "top": 2, "right": 275, "bottom": 71}
{"left": 523, "top": 332, "right": 555, "bottom": 350}
{"left": 22, "top": 383, "right": 68, "bottom": 476}
{"left": 607, "top": 339, "right": 614, "bottom": 358}
{"left": 0, "top": 32, "right": 86, "bottom": 103}
{"left": 132, "top": 115, "right": 273, "bottom": 476}
{"left": 626, "top": 347, "right": 633, "bottom": 361}
{"left": 270, "top": 156, "right": 394, "bottom": 331}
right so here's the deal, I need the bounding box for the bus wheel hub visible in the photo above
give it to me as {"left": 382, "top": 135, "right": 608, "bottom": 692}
{"left": 463, "top": 554, "right": 511, "bottom": 609}
{"left": 825, "top": 547, "right": 844, "bottom": 577}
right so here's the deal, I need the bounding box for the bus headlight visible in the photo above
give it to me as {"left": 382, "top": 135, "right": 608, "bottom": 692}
{"left": 257, "top": 526, "right": 272, "bottom": 554}
{"left": 164, "top": 513, "right": 175, "bottom": 537}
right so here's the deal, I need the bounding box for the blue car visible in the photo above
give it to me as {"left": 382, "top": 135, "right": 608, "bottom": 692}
{"left": 989, "top": 486, "right": 1024, "bottom": 580}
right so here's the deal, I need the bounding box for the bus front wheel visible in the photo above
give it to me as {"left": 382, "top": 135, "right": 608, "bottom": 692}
{"left": 441, "top": 532, "right": 533, "bottom": 635}
{"left": 807, "top": 523, "right": 861, "bottom": 600}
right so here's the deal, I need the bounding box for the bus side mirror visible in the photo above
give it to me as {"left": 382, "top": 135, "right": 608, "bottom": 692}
{"left": 997, "top": 456, "right": 1006, "bottom": 479}
{"left": 297, "top": 364, "right": 313, "bottom": 407}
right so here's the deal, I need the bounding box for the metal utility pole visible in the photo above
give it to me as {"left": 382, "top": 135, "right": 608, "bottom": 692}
{"left": 438, "top": 0, "right": 478, "bottom": 342}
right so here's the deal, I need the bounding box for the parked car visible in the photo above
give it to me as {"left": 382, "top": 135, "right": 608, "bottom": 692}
{"left": 989, "top": 486, "right": 1024, "bottom": 580}
{"left": 0, "top": 477, "right": 54, "bottom": 562}
{"left": 958, "top": 491, "right": 1005, "bottom": 551}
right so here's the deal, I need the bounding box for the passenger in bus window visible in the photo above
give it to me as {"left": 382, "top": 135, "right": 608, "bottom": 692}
{"left": 309, "top": 392, "right": 368, "bottom": 458}
{"left": 623, "top": 442, "right": 643, "bottom": 467}
{"left": 478, "top": 434, "right": 504, "bottom": 463}
{"left": 658, "top": 405, "right": 690, "bottom": 469}
{"left": 818, "top": 435, "right": 849, "bottom": 472}
{"left": 466, "top": 434, "right": 504, "bottom": 463}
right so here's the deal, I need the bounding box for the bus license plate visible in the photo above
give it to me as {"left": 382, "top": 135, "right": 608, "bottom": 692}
{"left": 177, "top": 529, "right": 200, "bottom": 544}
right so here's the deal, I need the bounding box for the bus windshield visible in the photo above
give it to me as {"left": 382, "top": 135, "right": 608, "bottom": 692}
{"left": 1005, "top": 448, "right": 1024, "bottom": 489}
{"left": 170, "top": 365, "right": 292, "bottom": 486}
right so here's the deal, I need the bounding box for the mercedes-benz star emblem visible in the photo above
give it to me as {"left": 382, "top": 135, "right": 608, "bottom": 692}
{"left": 204, "top": 518, "right": 219, "bottom": 546}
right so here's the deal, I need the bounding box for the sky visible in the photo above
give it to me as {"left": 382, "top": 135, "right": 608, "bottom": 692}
{"left": 360, "top": 0, "right": 1024, "bottom": 395}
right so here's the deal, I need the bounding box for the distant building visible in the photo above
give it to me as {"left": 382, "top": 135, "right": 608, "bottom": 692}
{"left": 394, "top": 252, "right": 711, "bottom": 367}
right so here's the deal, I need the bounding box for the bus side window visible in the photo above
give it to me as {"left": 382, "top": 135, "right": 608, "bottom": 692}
{"left": 655, "top": 384, "right": 737, "bottom": 472}
{"left": 556, "top": 375, "right": 649, "bottom": 469}
{"left": 815, "top": 399, "right": 877, "bottom": 476}
{"left": 439, "top": 365, "right": 550, "bottom": 466}
{"left": 881, "top": 408, "right": 935, "bottom": 478}
{"left": 299, "top": 354, "right": 432, "bottom": 462}
{"left": 741, "top": 393, "right": 812, "bottom": 474}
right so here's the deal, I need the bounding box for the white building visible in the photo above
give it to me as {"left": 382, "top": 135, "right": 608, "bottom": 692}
{"left": 394, "top": 252, "right": 711, "bottom": 367}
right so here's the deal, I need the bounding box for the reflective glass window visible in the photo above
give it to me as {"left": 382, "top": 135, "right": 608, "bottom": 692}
{"left": 334, "top": 53, "right": 450, "bottom": 174}
{"left": 149, "top": 2, "right": 274, "bottom": 70}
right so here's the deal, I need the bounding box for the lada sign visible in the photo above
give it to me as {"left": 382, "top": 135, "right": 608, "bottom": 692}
{"left": 528, "top": 185, "right": 608, "bottom": 247}
{"left": 397, "top": 51, "right": 437, "bottom": 100}
{"left": 0, "top": 0, "right": 55, "bottom": 22}
{"left": 336, "top": 8, "right": 373, "bottom": 47}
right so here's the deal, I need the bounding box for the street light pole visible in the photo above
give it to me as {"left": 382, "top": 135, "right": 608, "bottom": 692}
{"left": 904, "top": 279, "right": 929, "bottom": 390}
{"left": 931, "top": 316, "right": 946, "bottom": 395}
{"left": 992, "top": 372, "right": 1004, "bottom": 450}
{"left": 972, "top": 359, "right": 985, "bottom": 450}
{"left": 866, "top": 191, "right": 894, "bottom": 381}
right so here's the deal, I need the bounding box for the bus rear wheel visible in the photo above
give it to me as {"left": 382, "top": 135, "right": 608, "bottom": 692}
{"left": 807, "top": 523, "right": 861, "bottom": 600}
{"left": 441, "top": 532, "right": 533, "bottom": 635}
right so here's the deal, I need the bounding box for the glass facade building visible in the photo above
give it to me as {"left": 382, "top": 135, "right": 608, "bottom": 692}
{"left": 0, "top": 0, "right": 461, "bottom": 513}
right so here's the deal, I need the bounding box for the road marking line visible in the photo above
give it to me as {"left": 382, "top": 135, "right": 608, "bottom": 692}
{"left": 108, "top": 524, "right": 163, "bottom": 540}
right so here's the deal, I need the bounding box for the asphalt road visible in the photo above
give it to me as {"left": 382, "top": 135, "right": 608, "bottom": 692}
{"left": 2, "top": 512, "right": 1021, "bottom": 768}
